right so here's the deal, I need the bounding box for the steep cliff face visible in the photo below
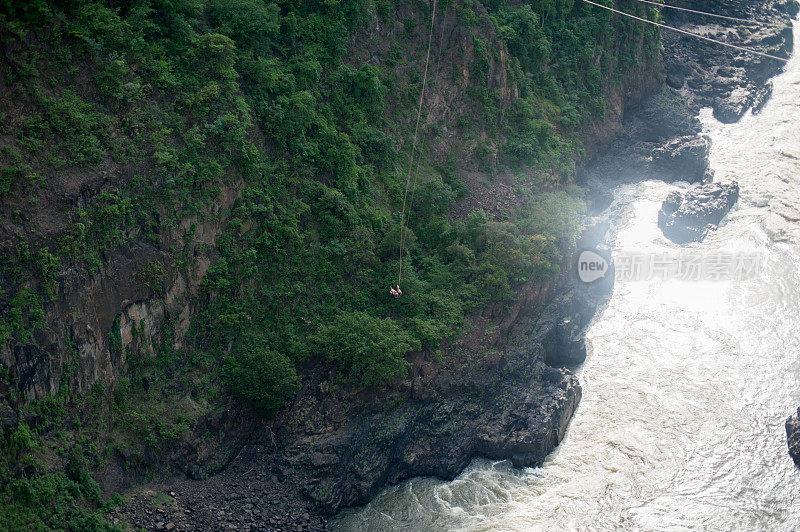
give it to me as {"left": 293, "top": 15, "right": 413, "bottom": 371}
{"left": 2, "top": 191, "right": 238, "bottom": 400}
{"left": 0, "top": 36, "right": 245, "bottom": 405}
{"left": 0, "top": 3, "right": 507, "bottom": 402}
{"left": 0, "top": 1, "right": 664, "bottom": 529}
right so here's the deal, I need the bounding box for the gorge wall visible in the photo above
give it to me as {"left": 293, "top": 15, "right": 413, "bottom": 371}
{"left": 0, "top": 0, "right": 796, "bottom": 530}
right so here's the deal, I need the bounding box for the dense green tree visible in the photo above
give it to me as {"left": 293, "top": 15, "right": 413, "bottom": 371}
{"left": 222, "top": 335, "right": 301, "bottom": 417}
{"left": 316, "top": 311, "right": 418, "bottom": 387}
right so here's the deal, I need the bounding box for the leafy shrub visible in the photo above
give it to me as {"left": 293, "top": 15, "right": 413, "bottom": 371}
{"left": 108, "top": 316, "right": 122, "bottom": 358}
{"left": 9, "top": 422, "right": 35, "bottom": 456}
{"left": 136, "top": 260, "right": 166, "bottom": 294}
{"left": 66, "top": 445, "right": 102, "bottom": 502}
{"left": 316, "top": 311, "right": 418, "bottom": 388}
{"left": 207, "top": 0, "right": 281, "bottom": 47}
{"left": 519, "top": 188, "right": 585, "bottom": 246}
{"left": 222, "top": 334, "right": 300, "bottom": 417}
{"left": 0, "top": 288, "right": 44, "bottom": 345}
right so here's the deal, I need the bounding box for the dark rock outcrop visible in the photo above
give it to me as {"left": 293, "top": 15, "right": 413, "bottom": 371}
{"left": 111, "top": 359, "right": 583, "bottom": 528}
{"left": 110, "top": 338, "right": 587, "bottom": 529}
{"left": 658, "top": 181, "right": 740, "bottom": 244}
{"left": 582, "top": 87, "right": 708, "bottom": 185}
{"left": 651, "top": 135, "right": 711, "bottom": 182}
{"left": 713, "top": 89, "right": 755, "bottom": 124}
{"left": 543, "top": 314, "right": 589, "bottom": 367}
{"left": 294, "top": 364, "right": 582, "bottom": 514}
{"left": 786, "top": 408, "right": 800, "bottom": 466}
{"left": 542, "top": 223, "right": 614, "bottom": 368}
{"left": 663, "top": 0, "right": 796, "bottom": 122}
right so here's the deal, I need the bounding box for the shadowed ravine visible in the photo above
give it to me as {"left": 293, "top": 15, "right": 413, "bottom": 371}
{"left": 336, "top": 18, "right": 800, "bottom": 531}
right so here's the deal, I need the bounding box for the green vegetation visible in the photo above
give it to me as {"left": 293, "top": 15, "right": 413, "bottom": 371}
{"left": 0, "top": 0, "right": 661, "bottom": 526}
{"left": 0, "top": 345, "right": 217, "bottom": 529}
{"left": 317, "top": 311, "right": 418, "bottom": 387}
{"left": 492, "top": 0, "right": 662, "bottom": 171}
{"left": 222, "top": 333, "right": 300, "bottom": 416}
{"left": 0, "top": 374, "right": 125, "bottom": 530}
{"left": 135, "top": 260, "right": 166, "bottom": 294}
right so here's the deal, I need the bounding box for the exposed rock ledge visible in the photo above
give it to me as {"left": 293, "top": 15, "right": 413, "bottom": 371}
{"left": 663, "top": 0, "right": 797, "bottom": 123}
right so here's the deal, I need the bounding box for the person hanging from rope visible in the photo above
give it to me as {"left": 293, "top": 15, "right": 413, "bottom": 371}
{"left": 391, "top": 0, "right": 438, "bottom": 299}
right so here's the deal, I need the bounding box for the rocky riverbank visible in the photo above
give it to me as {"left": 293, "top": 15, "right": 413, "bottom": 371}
{"left": 107, "top": 223, "right": 615, "bottom": 531}
{"left": 107, "top": 2, "right": 797, "bottom": 530}
{"left": 584, "top": 0, "right": 796, "bottom": 188}
{"left": 662, "top": 0, "right": 797, "bottom": 123}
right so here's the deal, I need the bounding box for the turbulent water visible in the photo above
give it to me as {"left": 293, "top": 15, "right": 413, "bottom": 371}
{"left": 336, "top": 20, "right": 800, "bottom": 532}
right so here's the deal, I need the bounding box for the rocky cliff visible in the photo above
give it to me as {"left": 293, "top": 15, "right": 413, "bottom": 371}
{"left": 584, "top": 0, "right": 796, "bottom": 189}
{"left": 663, "top": 0, "right": 797, "bottom": 122}
{"left": 0, "top": 0, "right": 795, "bottom": 530}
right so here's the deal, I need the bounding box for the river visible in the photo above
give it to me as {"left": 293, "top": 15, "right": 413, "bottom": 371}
{"left": 336, "top": 19, "right": 800, "bottom": 532}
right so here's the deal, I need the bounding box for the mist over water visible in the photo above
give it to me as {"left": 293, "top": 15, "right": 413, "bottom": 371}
{"left": 336, "top": 20, "right": 800, "bottom": 532}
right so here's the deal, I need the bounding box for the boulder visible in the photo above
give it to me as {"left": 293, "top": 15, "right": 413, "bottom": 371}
{"left": 651, "top": 135, "right": 711, "bottom": 182}
{"left": 630, "top": 88, "right": 702, "bottom": 142}
{"left": 665, "top": 72, "right": 684, "bottom": 90}
{"left": 786, "top": 408, "right": 800, "bottom": 466}
{"left": 658, "top": 181, "right": 740, "bottom": 244}
{"left": 542, "top": 240, "right": 614, "bottom": 368}
{"left": 713, "top": 88, "right": 755, "bottom": 124}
